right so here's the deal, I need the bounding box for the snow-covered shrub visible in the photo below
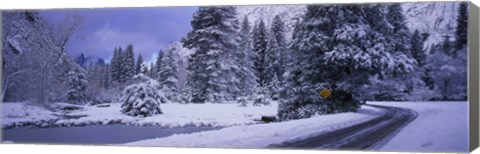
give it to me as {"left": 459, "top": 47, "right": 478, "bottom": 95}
{"left": 296, "top": 104, "right": 328, "bottom": 119}
{"left": 253, "top": 88, "right": 270, "bottom": 106}
{"left": 176, "top": 89, "right": 192, "bottom": 104}
{"left": 66, "top": 71, "right": 88, "bottom": 104}
{"left": 424, "top": 47, "right": 467, "bottom": 100}
{"left": 120, "top": 74, "right": 167, "bottom": 117}
{"left": 253, "top": 94, "right": 269, "bottom": 106}
{"left": 237, "top": 96, "right": 249, "bottom": 107}
{"left": 363, "top": 76, "right": 408, "bottom": 101}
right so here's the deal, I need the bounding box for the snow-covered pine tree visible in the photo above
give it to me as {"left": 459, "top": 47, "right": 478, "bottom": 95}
{"left": 102, "top": 64, "right": 111, "bottom": 89}
{"left": 120, "top": 71, "right": 166, "bottom": 117}
{"left": 270, "top": 15, "right": 289, "bottom": 82}
{"left": 110, "top": 47, "right": 121, "bottom": 82}
{"left": 265, "top": 32, "right": 281, "bottom": 99}
{"left": 252, "top": 20, "right": 269, "bottom": 87}
{"left": 154, "top": 50, "right": 164, "bottom": 79}
{"left": 365, "top": 4, "right": 417, "bottom": 101}
{"left": 135, "top": 54, "right": 144, "bottom": 75}
{"left": 236, "top": 16, "right": 257, "bottom": 98}
{"left": 412, "top": 29, "right": 427, "bottom": 66}
{"left": 139, "top": 63, "right": 149, "bottom": 75}
{"left": 67, "top": 70, "right": 88, "bottom": 104}
{"left": 442, "top": 35, "right": 453, "bottom": 56}
{"left": 122, "top": 44, "right": 135, "bottom": 82}
{"left": 85, "top": 65, "right": 103, "bottom": 100}
{"left": 158, "top": 46, "right": 179, "bottom": 102}
{"left": 387, "top": 4, "right": 412, "bottom": 56}
{"left": 278, "top": 5, "right": 339, "bottom": 120}
{"left": 183, "top": 6, "right": 243, "bottom": 103}
{"left": 455, "top": 2, "right": 468, "bottom": 50}
{"left": 149, "top": 62, "right": 156, "bottom": 78}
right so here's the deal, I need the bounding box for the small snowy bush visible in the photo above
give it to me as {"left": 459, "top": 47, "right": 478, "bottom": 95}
{"left": 120, "top": 74, "right": 167, "bottom": 117}
{"left": 237, "top": 96, "right": 248, "bottom": 107}
{"left": 253, "top": 94, "right": 270, "bottom": 106}
{"left": 252, "top": 87, "right": 270, "bottom": 106}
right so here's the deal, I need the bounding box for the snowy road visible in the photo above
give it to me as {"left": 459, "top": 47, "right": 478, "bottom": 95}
{"left": 270, "top": 105, "right": 418, "bottom": 150}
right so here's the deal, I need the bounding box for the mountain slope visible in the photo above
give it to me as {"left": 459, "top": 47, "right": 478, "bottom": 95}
{"left": 403, "top": 2, "right": 459, "bottom": 51}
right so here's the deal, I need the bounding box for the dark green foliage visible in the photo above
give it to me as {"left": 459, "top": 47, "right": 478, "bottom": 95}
{"left": 252, "top": 20, "right": 269, "bottom": 87}
{"left": 455, "top": 2, "right": 468, "bottom": 50}
{"left": 411, "top": 30, "right": 427, "bottom": 66}
{"left": 135, "top": 54, "right": 143, "bottom": 75}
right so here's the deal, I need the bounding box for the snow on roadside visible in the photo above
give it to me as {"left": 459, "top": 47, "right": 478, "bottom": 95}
{"left": 2, "top": 102, "right": 59, "bottom": 128}
{"left": 124, "top": 105, "right": 384, "bottom": 148}
{"left": 368, "top": 101, "right": 468, "bottom": 153}
{"left": 56, "top": 102, "right": 279, "bottom": 128}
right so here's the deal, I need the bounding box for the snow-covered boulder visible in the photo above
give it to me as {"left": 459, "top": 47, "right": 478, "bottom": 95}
{"left": 120, "top": 74, "right": 166, "bottom": 117}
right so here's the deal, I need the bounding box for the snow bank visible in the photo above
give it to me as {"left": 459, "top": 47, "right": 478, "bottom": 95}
{"left": 56, "top": 102, "right": 278, "bottom": 128}
{"left": 2, "top": 102, "right": 59, "bottom": 128}
{"left": 124, "top": 105, "right": 384, "bottom": 148}
{"left": 369, "top": 101, "right": 468, "bottom": 153}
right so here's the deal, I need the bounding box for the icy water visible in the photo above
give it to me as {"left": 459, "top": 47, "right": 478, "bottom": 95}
{"left": 2, "top": 125, "right": 221, "bottom": 145}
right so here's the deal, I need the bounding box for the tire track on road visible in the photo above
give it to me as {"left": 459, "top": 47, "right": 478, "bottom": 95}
{"left": 269, "top": 104, "right": 418, "bottom": 150}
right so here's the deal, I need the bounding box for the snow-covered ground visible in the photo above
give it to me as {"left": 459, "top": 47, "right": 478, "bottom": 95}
{"left": 3, "top": 101, "right": 469, "bottom": 153}
{"left": 2, "top": 102, "right": 278, "bottom": 129}
{"left": 369, "top": 101, "right": 468, "bottom": 153}
{"left": 2, "top": 102, "right": 59, "bottom": 128}
{"left": 124, "top": 105, "right": 384, "bottom": 148}
{"left": 58, "top": 103, "right": 278, "bottom": 128}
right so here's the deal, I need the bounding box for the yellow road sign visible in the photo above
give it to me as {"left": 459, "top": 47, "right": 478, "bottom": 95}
{"left": 320, "top": 88, "right": 331, "bottom": 99}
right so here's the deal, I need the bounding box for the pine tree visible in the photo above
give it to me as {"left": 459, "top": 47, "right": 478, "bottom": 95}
{"left": 361, "top": 4, "right": 418, "bottom": 101}
{"left": 110, "top": 47, "right": 121, "bottom": 82}
{"left": 149, "top": 62, "right": 156, "bottom": 78}
{"left": 455, "top": 2, "right": 468, "bottom": 50}
{"left": 67, "top": 70, "right": 88, "bottom": 104}
{"left": 112, "top": 47, "right": 125, "bottom": 83}
{"left": 154, "top": 50, "right": 164, "bottom": 79}
{"left": 412, "top": 29, "right": 426, "bottom": 66}
{"left": 103, "top": 64, "right": 111, "bottom": 89}
{"left": 265, "top": 32, "right": 281, "bottom": 98}
{"left": 442, "top": 35, "right": 453, "bottom": 56}
{"left": 183, "top": 6, "right": 243, "bottom": 103}
{"left": 135, "top": 54, "right": 144, "bottom": 75}
{"left": 270, "top": 15, "right": 289, "bottom": 81}
{"left": 237, "top": 16, "right": 257, "bottom": 98}
{"left": 158, "top": 46, "right": 179, "bottom": 101}
{"left": 122, "top": 44, "right": 135, "bottom": 82}
{"left": 387, "top": 4, "right": 412, "bottom": 55}
{"left": 252, "top": 20, "right": 269, "bottom": 87}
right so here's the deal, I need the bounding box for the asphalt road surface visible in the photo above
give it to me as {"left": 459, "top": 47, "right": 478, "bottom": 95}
{"left": 270, "top": 104, "right": 418, "bottom": 150}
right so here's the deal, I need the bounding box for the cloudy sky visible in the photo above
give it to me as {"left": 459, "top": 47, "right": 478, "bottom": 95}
{"left": 40, "top": 6, "right": 198, "bottom": 64}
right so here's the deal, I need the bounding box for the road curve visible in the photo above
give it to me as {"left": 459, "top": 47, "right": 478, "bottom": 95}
{"left": 269, "top": 104, "right": 418, "bottom": 150}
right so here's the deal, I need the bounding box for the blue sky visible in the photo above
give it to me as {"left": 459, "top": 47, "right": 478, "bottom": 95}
{"left": 40, "top": 6, "right": 198, "bottom": 63}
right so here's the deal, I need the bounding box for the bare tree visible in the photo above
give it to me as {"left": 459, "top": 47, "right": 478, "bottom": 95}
{"left": 52, "top": 13, "right": 84, "bottom": 53}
